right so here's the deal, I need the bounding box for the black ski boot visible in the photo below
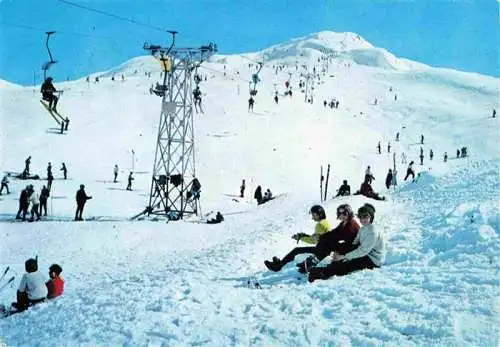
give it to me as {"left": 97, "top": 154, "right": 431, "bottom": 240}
{"left": 264, "top": 257, "right": 282, "bottom": 272}
{"left": 296, "top": 255, "right": 319, "bottom": 274}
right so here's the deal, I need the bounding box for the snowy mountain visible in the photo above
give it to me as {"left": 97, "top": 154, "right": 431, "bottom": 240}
{"left": 0, "top": 31, "right": 499, "bottom": 346}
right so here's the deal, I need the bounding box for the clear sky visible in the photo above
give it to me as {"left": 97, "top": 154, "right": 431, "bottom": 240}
{"left": 0, "top": 0, "right": 498, "bottom": 85}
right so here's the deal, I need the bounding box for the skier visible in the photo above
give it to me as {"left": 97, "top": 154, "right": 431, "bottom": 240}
{"left": 41, "top": 77, "right": 59, "bottom": 112}
{"left": 308, "top": 204, "right": 386, "bottom": 282}
{"left": 187, "top": 178, "right": 201, "bottom": 200}
{"left": 248, "top": 96, "right": 255, "bottom": 112}
{"left": 395, "top": 132, "right": 400, "bottom": 141}
{"left": 254, "top": 185, "right": 263, "bottom": 205}
{"left": 39, "top": 185, "right": 50, "bottom": 216}
{"left": 47, "top": 162, "right": 52, "bottom": 178}
{"left": 113, "top": 164, "right": 119, "bottom": 183}
{"left": 0, "top": 173, "right": 10, "bottom": 195}
{"left": 420, "top": 134, "right": 424, "bottom": 145}
{"left": 29, "top": 187, "right": 41, "bottom": 221}
{"left": 23, "top": 156, "right": 31, "bottom": 178}
{"left": 429, "top": 149, "right": 434, "bottom": 160}
{"left": 75, "top": 184, "right": 92, "bottom": 221}
{"left": 444, "top": 152, "right": 448, "bottom": 162}
{"left": 493, "top": 109, "right": 496, "bottom": 118}
{"left": 364, "top": 166, "right": 375, "bottom": 184}
{"left": 387, "top": 142, "right": 391, "bottom": 153}
{"left": 385, "top": 169, "right": 393, "bottom": 189}
{"left": 60, "top": 163, "right": 67, "bottom": 179}
{"left": 264, "top": 205, "right": 332, "bottom": 272}
{"left": 401, "top": 152, "right": 407, "bottom": 164}
{"left": 126, "top": 172, "right": 134, "bottom": 191}
{"left": 15, "top": 185, "right": 31, "bottom": 220}
{"left": 46, "top": 264, "right": 64, "bottom": 299}
{"left": 377, "top": 142, "right": 381, "bottom": 154}
{"left": 335, "top": 180, "right": 351, "bottom": 197}
{"left": 47, "top": 170, "right": 54, "bottom": 191}
{"left": 391, "top": 169, "right": 398, "bottom": 186}
{"left": 274, "top": 93, "right": 278, "bottom": 104}
{"left": 456, "top": 149, "right": 460, "bottom": 158}
{"left": 404, "top": 161, "right": 415, "bottom": 180}
{"left": 419, "top": 153, "right": 424, "bottom": 165}
{"left": 240, "top": 179, "right": 245, "bottom": 198}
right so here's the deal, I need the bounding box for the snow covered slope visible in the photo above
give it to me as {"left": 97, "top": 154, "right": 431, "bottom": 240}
{"left": 0, "top": 31, "right": 499, "bottom": 346}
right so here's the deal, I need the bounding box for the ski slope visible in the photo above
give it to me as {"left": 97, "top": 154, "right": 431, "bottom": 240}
{"left": 0, "top": 31, "right": 499, "bottom": 346}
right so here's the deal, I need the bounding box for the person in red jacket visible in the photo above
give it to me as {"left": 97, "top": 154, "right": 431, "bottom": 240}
{"left": 298, "top": 204, "right": 361, "bottom": 272}
{"left": 46, "top": 264, "right": 64, "bottom": 299}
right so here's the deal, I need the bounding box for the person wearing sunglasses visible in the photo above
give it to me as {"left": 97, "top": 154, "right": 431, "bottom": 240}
{"left": 264, "top": 204, "right": 360, "bottom": 273}
{"left": 308, "top": 203, "right": 386, "bottom": 282}
{"left": 264, "top": 205, "right": 331, "bottom": 272}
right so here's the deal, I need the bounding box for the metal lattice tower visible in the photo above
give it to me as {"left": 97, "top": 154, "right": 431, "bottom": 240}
{"left": 142, "top": 34, "right": 216, "bottom": 220}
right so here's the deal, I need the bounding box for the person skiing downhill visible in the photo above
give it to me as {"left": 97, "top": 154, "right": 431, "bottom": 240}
{"left": 41, "top": 77, "right": 59, "bottom": 112}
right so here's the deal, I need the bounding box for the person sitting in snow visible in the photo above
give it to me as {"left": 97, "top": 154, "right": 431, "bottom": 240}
{"left": 335, "top": 180, "right": 351, "bottom": 197}
{"left": 354, "top": 179, "right": 385, "bottom": 201}
{"left": 46, "top": 264, "right": 64, "bottom": 299}
{"left": 12, "top": 258, "right": 48, "bottom": 312}
{"left": 264, "top": 205, "right": 332, "bottom": 272}
{"left": 308, "top": 203, "right": 386, "bottom": 282}
{"left": 207, "top": 211, "right": 224, "bottom": 224}
{"left": 262, "top": 188, "right": 273, "bottom": 203}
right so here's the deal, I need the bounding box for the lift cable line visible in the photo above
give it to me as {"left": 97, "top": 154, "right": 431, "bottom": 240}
{"left": 55, "top": 0, "right": 171, "bottom": 33}
{"left": 0, "top": 21, "right": 117, "bottom": 41}
{"left": 134, "top": 32, "right": 217, "bottom": 221}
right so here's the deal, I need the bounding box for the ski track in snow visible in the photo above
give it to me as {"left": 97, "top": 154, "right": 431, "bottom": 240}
{"left": 1, "top": 33, "right": 500, "bottom": 346}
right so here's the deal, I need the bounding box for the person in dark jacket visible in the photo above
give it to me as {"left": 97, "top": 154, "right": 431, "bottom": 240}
{"left": 75, "top": 185, "right": 92, "bottom": 221}
{"left": 335, "top": 180, "right": 351, "bottom": 197}
{"left": 254, "top": 185, "right": 263, "bottom": 205}
{"left": 15, "top": 186, "right": 31, "bottom": 220}
{"left": 404, "top": 161, "right": 415, "bottom": 181}
{"left": 385, "top": 169, "right": 393, "bottom": 189}
{"left": 354, "top": 181, "right": 385, "bottom": 201}
{"left": 126, "top": 172, "right": 134, "bottom": 191}
{"left": 60, "top": 163, "right": 67, "bottom": 179}
{"left": 41, "top": 77, "right": 59, "bottom": 111}
{"left": 39, "top": 185, "right": 50, "bottom": 216}
{"left": 240, "top": 179, "right": 246, "bottom": 198}
{"left": 207, "top": 211, "right": 224, "bottom": 224}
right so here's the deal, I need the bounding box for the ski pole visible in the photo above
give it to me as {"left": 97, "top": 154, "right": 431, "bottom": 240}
{"left": 0, "top": 266, "right": 9, "bottom": 283}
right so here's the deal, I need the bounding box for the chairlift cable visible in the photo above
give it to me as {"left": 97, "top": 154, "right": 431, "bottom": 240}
{"left": 55, "top": 0, "right": 172, "bottom": 33}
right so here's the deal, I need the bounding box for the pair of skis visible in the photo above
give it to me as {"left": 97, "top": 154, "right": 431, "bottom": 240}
{"left": 40, "top": 100, "right": 70, "bottom": 133}
{"left": 320, "top": 164, "right": 331, "bottom": 202}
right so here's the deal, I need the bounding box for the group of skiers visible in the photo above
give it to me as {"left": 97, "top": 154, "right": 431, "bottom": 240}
{"left": 1, "top": 259, "right": 64, "bottom": 317}
{"left": 265, "top": 203, "right": 386, "bottom": 282}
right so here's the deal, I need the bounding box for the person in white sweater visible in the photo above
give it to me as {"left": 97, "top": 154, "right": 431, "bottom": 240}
{"left": 12, "top": 258, "right": 48, "bottom": 312}
{"left": 308, "top": 203, "right": 386, "bottom": 282}
{"left": 29, "top": 186, "right": 41, "bottom": 221}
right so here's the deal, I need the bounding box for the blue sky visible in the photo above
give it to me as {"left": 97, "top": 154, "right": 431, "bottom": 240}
{"left": 0, "top": 0, "right": 498, "bottom": 85}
